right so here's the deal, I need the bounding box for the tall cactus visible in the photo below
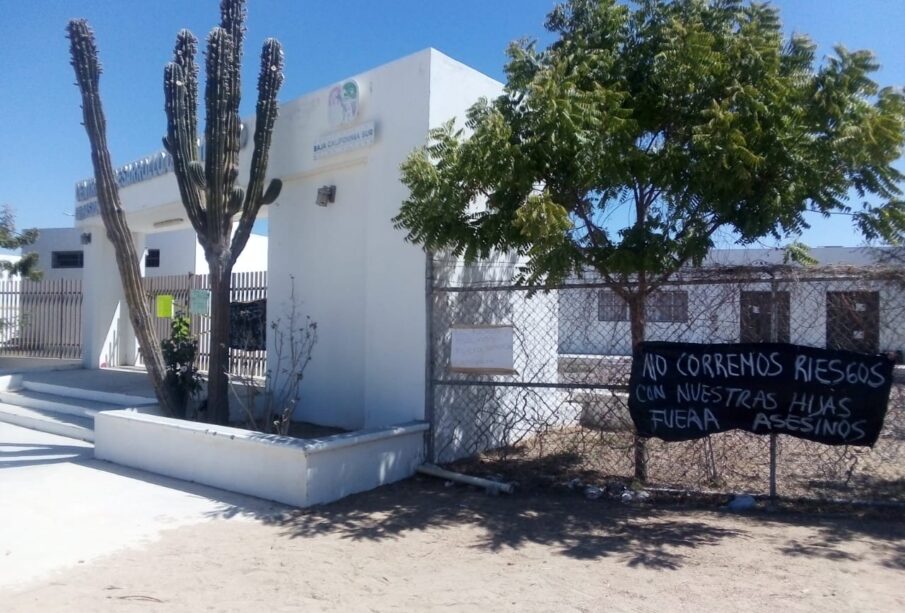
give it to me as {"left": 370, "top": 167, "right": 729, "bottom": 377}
{"left": 67, "top": 19, "right": 182, "bottom": 417}
{"left": 163, "top": 0, "right": 284, "bottom": 425}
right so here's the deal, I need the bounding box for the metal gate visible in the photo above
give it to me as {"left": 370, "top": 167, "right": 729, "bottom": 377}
{"left": 0, "top": 278, "right": 83, "bottom": 359}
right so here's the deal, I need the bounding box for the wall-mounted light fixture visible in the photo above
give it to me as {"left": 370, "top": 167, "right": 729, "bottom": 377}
{"left": 80, "top": 232, "right": 92, "bottom": 245}
{"left": 153, "top": 217, "right": 185, "bottom": 229}
{"left": 316, "top": 185, "right": 336, "bottom": 207}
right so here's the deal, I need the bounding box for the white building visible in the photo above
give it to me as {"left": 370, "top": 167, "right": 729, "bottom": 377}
{"left": 0, "top": 253, "right": 21, "bottom": 280}
{"left": 558, "top": 247, "right": 905, "bottom": 359}
{"left": 73, "top": 48, "right": 504, "bottom": 433}
{"left": 25, "top": 227, "right": 267, "bottom": 282}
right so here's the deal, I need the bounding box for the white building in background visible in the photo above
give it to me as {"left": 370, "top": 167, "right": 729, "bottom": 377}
{"left": 25, "top": 227, "right": 267, "bottom": 282}
{"left": 558, "top": 247, "right": 905, "bottom": 359}
{"left": 0, "top": 254, "right": 21, "bottom": 280}
{"left": 72, "top": 48, "right": 503, "bottom": 432}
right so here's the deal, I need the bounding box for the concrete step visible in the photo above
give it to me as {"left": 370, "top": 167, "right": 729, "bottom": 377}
{"left": 21, "top": 379, "right": 158, "bottom": 408}
{"left": 0, "top": 404, "right": 94, "bottom": 442}
{"left": 0, "top": 389, "right": 126, "bottom": 420}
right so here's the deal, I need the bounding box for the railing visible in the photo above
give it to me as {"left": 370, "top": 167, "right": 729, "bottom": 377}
{"left": 142, "top": 271, "right": 268, "bottom": 377}
{"left": 0, "top": 278, "right": 83, "bottom": 359}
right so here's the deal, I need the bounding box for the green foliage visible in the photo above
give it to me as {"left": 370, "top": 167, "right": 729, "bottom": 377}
{"left": 0, "top": 205, "right": 42, "bottom": 281}
{"left": 394, "top": 0, "right": 905, "bottom": 291}
{"left": 161, "top": 315, "right": 202, "bottom": 419}
{"left": 783, "top": 241, "right": 818, "bottom": 266}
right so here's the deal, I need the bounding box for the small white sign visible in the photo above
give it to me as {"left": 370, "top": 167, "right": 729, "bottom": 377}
{"left": 189, "top": 289, "right": 211, "bottom": 316}
{"left": 313, "top": 121, "right": 376, "bottom": 160}
{"left": 450, "top": 325, "right": 515, "bottom": 374}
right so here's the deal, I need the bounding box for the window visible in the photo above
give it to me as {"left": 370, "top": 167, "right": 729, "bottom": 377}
{"left": 740, "top": 291, "right": 790, "bottom": 343}
{"left": 598, "top": 290, "right": 628, "bottom": 321}
{"left": 51, "top": 250, "right": 84, "bottom": 269}
{"left": 646, "top": 291, "right": 688, "bottom": 323}
{"left": 597, "top": 289, "right": 688, "bottom": 323}
{"left": 145, "top": 249, "right": 160, "bottom": 268}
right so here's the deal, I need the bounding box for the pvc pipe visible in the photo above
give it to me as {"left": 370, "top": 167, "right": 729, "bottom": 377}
{"left": 417, "top": 463, "right": 515, "bottom": 494}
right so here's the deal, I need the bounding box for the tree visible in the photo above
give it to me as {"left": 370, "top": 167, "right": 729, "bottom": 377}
{"left": 67, "top": 1, "right": 282, "bottom": 426}
{"left": 394, "top": 0, "right": 905, "bottom": 479}
{"left": 0, "top": 205, "right": 41, "bottom": 280}
{"left": 68, "top": 20, "right": 183, "bottom": 417}
{"left": 163, "top": 0, "right": 283, "bottom": 425}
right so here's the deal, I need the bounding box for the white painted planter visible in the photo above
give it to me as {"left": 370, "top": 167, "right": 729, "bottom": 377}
{"left": 94, "top": 411, "right": 428, "bottom": 507}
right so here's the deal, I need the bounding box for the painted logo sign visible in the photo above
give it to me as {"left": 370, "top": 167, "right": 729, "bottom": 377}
{"left": 328, "top": 80, "right": 360, "bottom": 127}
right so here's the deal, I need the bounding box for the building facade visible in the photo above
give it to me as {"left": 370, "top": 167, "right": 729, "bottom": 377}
{"left": 71, "top": 49, "right": 503, "bottom": 431}
{"left": 26, "top": 227, "right": 267, "bottom": 282}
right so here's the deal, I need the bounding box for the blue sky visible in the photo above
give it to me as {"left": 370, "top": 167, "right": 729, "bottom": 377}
{"left": 0, "top": 0, "right": 902, "bottom": 248}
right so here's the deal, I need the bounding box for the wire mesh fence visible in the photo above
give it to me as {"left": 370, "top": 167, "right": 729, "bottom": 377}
{"left": 429, "top": 258, "right": 905, "bottom": 504}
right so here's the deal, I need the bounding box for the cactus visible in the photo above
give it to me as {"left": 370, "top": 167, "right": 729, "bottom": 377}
{"left": 163, "top": 0, "right": 284, "bottom": 425}
{"left": 67, "top": 19, "right": 182, "bottom": 417}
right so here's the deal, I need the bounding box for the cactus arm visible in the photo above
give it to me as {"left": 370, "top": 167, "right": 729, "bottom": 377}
{"left": 220, "top": 0, "right": 246, "bottom": 187}
{"left": 173, "top": 29, "right": 200, "bottom": 161}
{"left": 203, "top": 27, "right": 239, "bottom": 252}
{"left": 164, "top": 62, "right": 208, "bottom": 242}
{"left": 230, "top": 38, "right": 284, "bottom": 263}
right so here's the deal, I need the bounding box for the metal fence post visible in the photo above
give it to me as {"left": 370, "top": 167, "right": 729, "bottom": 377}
{"left": 769, "top": 273, "right": 779, "bottom": 501}
{"left": 424, "top": 252, "right": 436, "bottom": 463}
{"left": 57, "top": 280, "right": 64, "bottom": 359}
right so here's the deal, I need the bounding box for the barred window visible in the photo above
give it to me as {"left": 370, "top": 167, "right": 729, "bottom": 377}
{"left": 597, "top": 289, "right": 688, "bottom": 323}
{"left": 647, "top": 290, "right": 688, "bottom": 323}
{"left": 51, "top": 250, "right": 84, "bottom": 269}
{"left": 145, "top": 249, "right": 160, "bottom": 268}
{"left": 597, "top": 290, "right": 628, "bottom": 321}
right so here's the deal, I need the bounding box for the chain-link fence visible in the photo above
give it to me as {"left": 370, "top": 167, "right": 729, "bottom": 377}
{"left": 429, "top": 257, "right": 905, "bottom": 503}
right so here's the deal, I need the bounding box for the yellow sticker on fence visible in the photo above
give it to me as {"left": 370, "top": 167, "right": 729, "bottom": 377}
{"left": 156, "top": 294, "right": 174, "bottom": 318}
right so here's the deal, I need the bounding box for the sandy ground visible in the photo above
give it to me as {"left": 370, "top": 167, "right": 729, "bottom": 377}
{"left": 3, "top": 477, "right": 903, "bottom": 613}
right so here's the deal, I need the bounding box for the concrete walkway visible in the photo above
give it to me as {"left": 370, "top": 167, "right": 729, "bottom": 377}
{"left": 0, "top": 422, "right": 281, "bottom": 590}
{"left": 0, "top": 358, "right": 81, "bottom": 376}
{"left": 21, "top": 367, "right": 157, "bottom": 399}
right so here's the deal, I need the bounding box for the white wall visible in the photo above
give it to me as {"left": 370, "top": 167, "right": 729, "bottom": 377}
{"left": 430, "top": 254, "right": 566, "bottom": 463}
{"left": 24, "top": 228, "right": 85, "bottom": 281}
{"left": 95, "top": 410, "right": 428, "bottom": 508}
{"left": 268, "top": 49, "right": 504, "bottom": 430}
{"left": 27, "top": 227, "right": 268, "bottom": 281}
{"left": 145, "top": 229, "right": 198, "bottom": 277}
{"left": 0, "top": 254, "right": 21, "bottom": 280}
{"left": 231, "top": 234, "right": 268, "bottom": 273}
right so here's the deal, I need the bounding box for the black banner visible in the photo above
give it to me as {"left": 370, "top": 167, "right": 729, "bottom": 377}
{"left": 628, "top": 342, "right": 894, "bottom": 446}
{"left": 229, "top": 299, "right": 267, "bottom": 351}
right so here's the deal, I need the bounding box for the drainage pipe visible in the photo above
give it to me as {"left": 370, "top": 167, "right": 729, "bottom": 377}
{"left": 417, "top": 463, "right": 515, "bottom": 494}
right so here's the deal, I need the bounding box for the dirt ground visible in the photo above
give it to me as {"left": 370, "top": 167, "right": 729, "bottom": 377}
{"left": 4, "top": 478, "right": 903, "bottom": 613}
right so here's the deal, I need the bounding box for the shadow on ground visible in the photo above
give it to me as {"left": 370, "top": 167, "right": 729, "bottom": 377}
{"left": 0, "top": 441, "right": 90, "bottom": 469}
{"left": 235, "top": 478, "right": 743, "bottom": 570}
{"left": 203, "top": 464, "right": 905, "bottom": 572}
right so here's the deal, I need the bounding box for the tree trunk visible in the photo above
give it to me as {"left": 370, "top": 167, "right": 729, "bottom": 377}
{"left": 207, "top": 265, "right": 233, "bottom": 425}
{"left": 627, "top": 293, "right": 648, "bottom": 483}
{"left": 68, "top": 20, "right": 181, "bottom": 417}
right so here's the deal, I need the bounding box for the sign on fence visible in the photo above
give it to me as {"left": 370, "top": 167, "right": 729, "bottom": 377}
{"left": 189, "top": 289, "right": 210, "bottom": 316}
{"left": 155, "top": 294, "right": 174, "bottom": 318}
{"left": 628, "top": 341, "right": 894, "bottom": 446}
{"left": 450, "top": 325, "right": 515, "bottom": 374}
{"left": 229, "top": 299, "right": 267, "bottom": 351}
